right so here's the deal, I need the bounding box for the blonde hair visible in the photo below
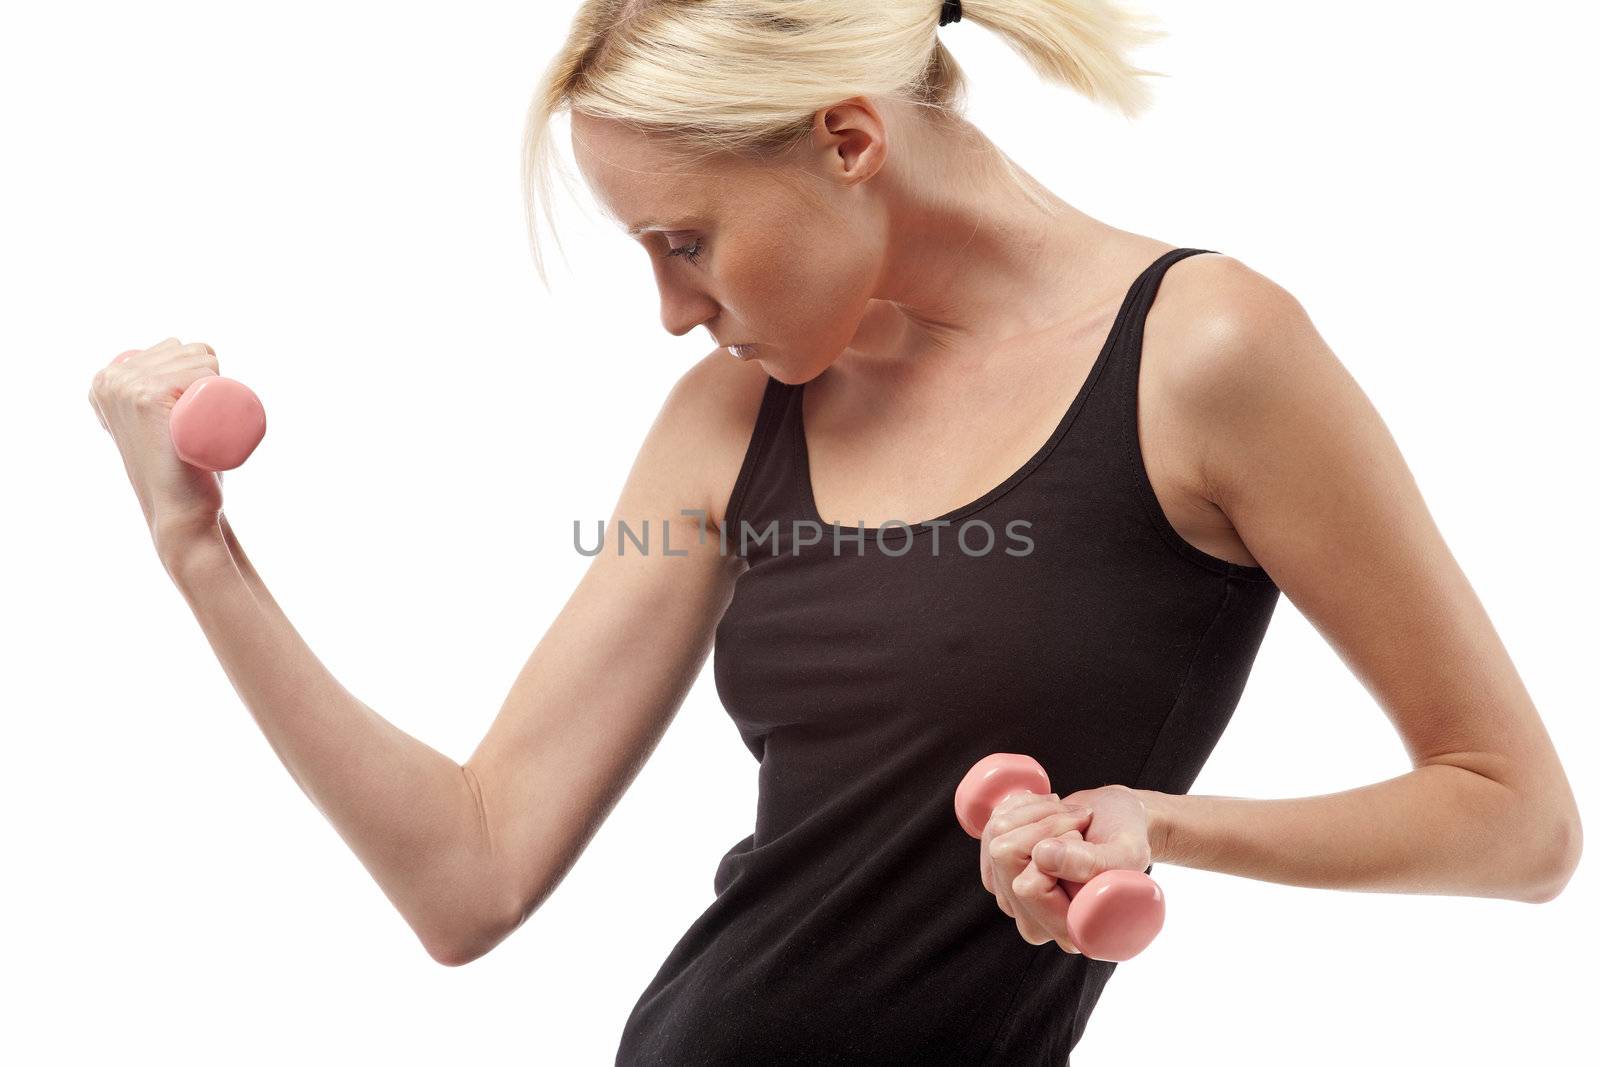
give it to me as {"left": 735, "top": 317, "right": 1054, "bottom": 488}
{"left": 521, "top": 0, "right": 1166, "bottom": 286}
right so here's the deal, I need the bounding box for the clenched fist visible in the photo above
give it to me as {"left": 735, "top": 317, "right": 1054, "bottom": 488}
{"left": 88, "top": 338, "right": 225, "bottom": 559}
{"left": 980, "top": 783, "right": 1155, "bottom": 953}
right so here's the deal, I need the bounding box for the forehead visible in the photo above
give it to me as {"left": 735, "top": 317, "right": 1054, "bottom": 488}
{"left": 569, "top": 112, "right": 685, "bottom": 172}
{"left": 569, "top": 112, "right": 767, "bottom": 231}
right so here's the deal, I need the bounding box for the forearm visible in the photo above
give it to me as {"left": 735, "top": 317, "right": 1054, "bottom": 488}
{"left": 162, "top": 516, "right": 504, "bottom": 962}
{"left": 1134, "top": 764, "right": 1569, "bottom": 903}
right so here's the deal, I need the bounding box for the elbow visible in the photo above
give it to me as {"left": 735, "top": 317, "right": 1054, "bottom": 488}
{"left": 425, "top": 937, "right": 479, "bottom": 968}
{"left": 421, "top": 916, "right": 510, "bottom": 968}
{"left": 421, "top": 894, "right": 525, "bottom": 968}
{"left": 418, "top": 915, "right": 484, "bottom": 967}
{"left": 1516, "top": 812, "right": 1583, "bottom": 904}
{"left": 422, "top": 922, "right": 502, "bottom": 968}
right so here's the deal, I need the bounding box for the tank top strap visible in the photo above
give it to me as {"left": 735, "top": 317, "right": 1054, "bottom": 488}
{"left": 719, "top": 373, "right": 805, "bottom": 555}
{"left": 1115, "top": 247, "right": 1219, "bottom": 351}
{"left": 1096, "top": 247, "right": 1220, "bottom": 439}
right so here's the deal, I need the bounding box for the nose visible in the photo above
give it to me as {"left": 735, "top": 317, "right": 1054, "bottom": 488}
{"left": 657, "top": 287, "right": 718, "bottom": 338}
{"left": 648, "top": 259, "right": 718, "bottom": 338}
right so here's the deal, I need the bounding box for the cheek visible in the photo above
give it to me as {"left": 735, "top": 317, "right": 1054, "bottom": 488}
{"left": 724, "top": 234, "right": 875, "bottom": 350}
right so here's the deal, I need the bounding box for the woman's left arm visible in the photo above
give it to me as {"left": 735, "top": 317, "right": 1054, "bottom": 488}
{"left": 1129, "top": 258, "right": 1580, "bottom": 904}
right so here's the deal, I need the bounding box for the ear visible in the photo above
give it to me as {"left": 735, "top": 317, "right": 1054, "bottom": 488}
{"left": 810, "top": 97, "right": 889, "bottom": 186}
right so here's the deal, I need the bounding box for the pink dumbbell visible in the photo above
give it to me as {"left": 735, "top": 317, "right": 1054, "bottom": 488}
{"left": 112, "top": 349, "right": 266, "bottom": 471}
{"left": 955, "top": 752, "right": 1164, "bottom": 962}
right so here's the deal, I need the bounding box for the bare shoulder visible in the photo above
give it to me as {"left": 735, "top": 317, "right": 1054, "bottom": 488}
{"left": 1141, "top": 250, "right": 1331, "bottom": 499}
{"left": 1147, "top": 251, "right": 1315, "bottom": 390}
{"left": 649, "top": 349, "right": 774, "bottom": 536}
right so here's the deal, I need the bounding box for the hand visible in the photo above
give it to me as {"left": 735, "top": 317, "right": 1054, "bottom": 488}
{"left": 980, "top": 790, "right": 1094, "bottom": 953}
{"left": 1031, "top": 783, "right": 1154, "bottom": 893}
{"left": 89, "top": 338, "right": 226, "bottom": 556}
{"left": 981, "top": 784, "right": 1155, "bottom": 953}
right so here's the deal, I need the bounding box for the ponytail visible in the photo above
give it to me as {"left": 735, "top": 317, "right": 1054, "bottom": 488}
{"left": 949, "top": 0, "right": 1165, "bottom": 119}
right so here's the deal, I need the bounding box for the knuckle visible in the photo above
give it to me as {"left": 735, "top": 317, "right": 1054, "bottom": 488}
{"left": 997, "top": 792, "right": 1036, "bottom": 815}
{"left": 183, "top": 340, "right": 218, "bottom": 365}
{"left": 992, "top": 802, "right": 1047, "bottom": 836}
{"left": 1112, "top": 831, "right": 1146, "bottom": 862}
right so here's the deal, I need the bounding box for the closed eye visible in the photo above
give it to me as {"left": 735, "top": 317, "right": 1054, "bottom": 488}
{"left": 664, "top": 238, "right": 704, "bottom": 265}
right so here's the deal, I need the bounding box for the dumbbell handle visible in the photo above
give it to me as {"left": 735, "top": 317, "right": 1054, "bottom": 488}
{"left": 113, "top": 350, "right": 266, "bottom": 472}
{"left": 955, "top": 752, "right": 1165, "bottom": 962}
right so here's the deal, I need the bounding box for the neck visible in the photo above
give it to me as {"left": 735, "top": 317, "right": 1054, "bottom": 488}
{"left": 860, "top": 128, "right": 1108, "bottom": 366}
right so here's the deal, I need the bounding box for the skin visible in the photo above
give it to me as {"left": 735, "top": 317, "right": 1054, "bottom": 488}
{"left": 89, "top": 94, "right": 1582, "bottom": 968}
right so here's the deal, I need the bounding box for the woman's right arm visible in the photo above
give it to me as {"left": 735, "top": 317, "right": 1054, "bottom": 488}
{"left": 157, "top": 351, "right": 764, "bottom": 966}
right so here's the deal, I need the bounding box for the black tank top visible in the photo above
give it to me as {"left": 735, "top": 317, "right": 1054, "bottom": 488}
{"left": 615, "top": 248, "right": 1280, "bottom": 1065}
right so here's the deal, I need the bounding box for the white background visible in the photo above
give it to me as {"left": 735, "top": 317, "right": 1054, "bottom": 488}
{"left": 3, "top": 1, "right": 1594, "bottom": 1063}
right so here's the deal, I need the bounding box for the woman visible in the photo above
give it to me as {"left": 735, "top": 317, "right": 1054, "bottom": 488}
{"left": 88, "top": 1, "right": 1581, "bottom": 1063}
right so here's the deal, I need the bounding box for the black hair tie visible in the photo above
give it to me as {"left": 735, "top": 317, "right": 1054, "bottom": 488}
{"left": 940, "top": 0, "right": 963, "bottom": 27}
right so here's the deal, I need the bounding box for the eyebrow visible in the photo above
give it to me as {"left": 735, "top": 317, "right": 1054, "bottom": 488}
{"left": 624, "top": 218, "right": 699, "bottom": 238}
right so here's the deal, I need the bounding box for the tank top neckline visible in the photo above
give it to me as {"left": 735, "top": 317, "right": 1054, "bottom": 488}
{"left": 793, "top": 246, "right": 1200, "bottom": 538}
